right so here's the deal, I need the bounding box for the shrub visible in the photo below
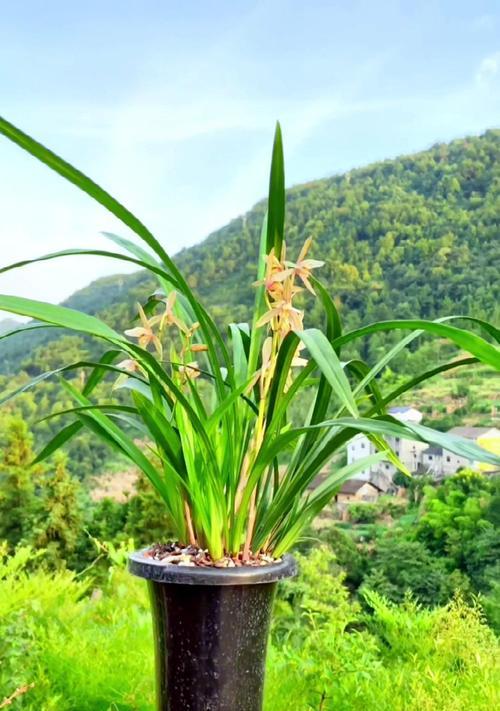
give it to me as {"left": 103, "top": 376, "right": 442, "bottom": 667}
{"left": 360, "top": 538, "right": 458, "bottom": 606}
{"left": 266, "top": 549, "right": 499, "bottom": 711}
{"left": 377, "top": 495, "right": 408, "bottom": 518}
{"left": 347, "top": 502, "right": 378, "bottom": 523}
{"left": 416, "top": 470, "right": 493, "bottom": 567}
{"left": 319, "top": 524, "right": 366, "bottom": 587}
{"left": 0, "top": 545, "right": 154, "bottom": 710}
{"left": 482, "top": 581, "right": 500, "bottom": 635}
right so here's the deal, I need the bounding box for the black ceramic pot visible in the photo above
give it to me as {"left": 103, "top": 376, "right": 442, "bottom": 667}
{"left": 129, "top": 550, "right": 297, "bottom": 711}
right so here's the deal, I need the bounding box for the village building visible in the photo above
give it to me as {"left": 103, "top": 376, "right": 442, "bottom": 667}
{"left": 420, "top": 446, "right": 466, "bottom": 478}
{"left": 347, "top": 408, "right": 500, "bottom": 488}
{"left": 347, "top": 406, "right": 428, "bottom": 481}
{"left": 335, "top": 479, "right": 384, "bottom": 514}
{"left": 421, "top": 427, "right": 500, "bottom": 477}
{"left": 448, "top": 426, "right": 500, "bottom": 473}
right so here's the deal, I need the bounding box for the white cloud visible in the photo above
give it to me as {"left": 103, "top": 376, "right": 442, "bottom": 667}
{"left": 475, "top": 51, "right": 500, "bottom": 86}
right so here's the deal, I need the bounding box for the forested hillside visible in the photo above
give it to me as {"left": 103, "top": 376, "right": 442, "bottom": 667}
{"left": 0, "top": 129, "right": 499, "bottom": 374}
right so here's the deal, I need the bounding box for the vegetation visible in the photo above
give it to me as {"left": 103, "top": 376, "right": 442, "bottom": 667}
{"left": 1, "top": 544, "right": 498, "bottom": 711}
{"left": 0, "top": 413, "right": 499, "bottom": 708}
{"left": 0, "top": 414, "right": 173, "bottom": 577}
{"left": 0, "top": 117, "right": 499, "bottom": 563}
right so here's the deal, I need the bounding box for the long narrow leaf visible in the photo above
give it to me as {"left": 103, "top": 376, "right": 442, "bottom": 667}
{"left": 335, "top": 319, "right": 500, "bottom": 371}
{"left": 266, "top": 122, "right": 285, "bottom": 256}
{"left": 298, "top": 328, "right": 358, "bottom": 416}
{"left": 0, "top": 295, "right": 122, "bottom": 341}
{"left": 32, "top": 422, "right": 83, "bottom": 464}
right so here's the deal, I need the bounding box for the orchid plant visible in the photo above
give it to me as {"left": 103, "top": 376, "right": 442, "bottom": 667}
{"left": 0, "top": 117, "right": 499, "bottom": 563}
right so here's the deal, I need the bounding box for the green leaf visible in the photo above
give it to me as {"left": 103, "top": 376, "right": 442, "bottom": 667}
{"left": 0, "top": 323, "right": 61, "bottom": 342}
{"left": 0, "top": 115, "right": 232, "bottom": 394}
{"left": 32, "top": 421, "right": 83, "bottom": 464}
{"left": 310, "top": 276, "right": 342, "bottom": 346}
{"left": 0, "top": 294, "right": 122, "bottom": 342}
{"left": 374, "top": 357, "right": 478, "bottom": 412}
{"left": 335, "top": 318, "right": 500, "bottom": 371}
{"left": 39, "top": 403, "right": 139, "bottom": 423}
{"left": 305, "top": 453, "right": 387, "bottom": 513}
{"left": 247, "top": 216, "right": 269, "bottom": 377}
{"left": 82, "top": 350, "right": 122, "bottom": 396}
{"left": 60, "top": 379, "right": 176, "bottom": 504}
{"left": 132, "top": 392, "right": 184, "bottom": 469}
{"left": 298, "top": 328, "right": 359, "bottom": 416}
{"left": 345, "top": 359, "right": 384, "bottom": 414}
{"left": 271, "top": 453, "right": 386, "bottom": 556}
{"left": 350, "top": 331, "right": 420, "bottom": 405}
{"left": 266, "top": 122, "right": 285, "bottom": 256}
{"left": 101, "top": 231, "right": 158, "bottom": 266}
{"left": 266, "top": 331, "right": 300, "bottom": 426}
{"left": 0, "top": 115, "right": 172, "bottom": 272}
{"left": 0, "top": 248, "right": 181, "bottom": 290}
{"left": 229, "top": 324, "right": 250, "bottom": 387}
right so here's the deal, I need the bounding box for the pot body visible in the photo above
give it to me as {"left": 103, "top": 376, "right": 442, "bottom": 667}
{"left": 129, "top": 552, "right": 296, "bottom": 711}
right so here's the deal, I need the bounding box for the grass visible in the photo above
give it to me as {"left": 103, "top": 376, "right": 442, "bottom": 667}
{"left": 1, "top": 545, "right": 499, "bottom": 711}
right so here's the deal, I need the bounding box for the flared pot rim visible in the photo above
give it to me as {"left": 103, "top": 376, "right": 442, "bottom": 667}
{"left": 128, "top": 548, "right": 297, "bottom": 586}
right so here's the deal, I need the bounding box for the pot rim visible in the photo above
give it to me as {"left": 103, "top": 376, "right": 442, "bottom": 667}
{"left": 128, "top": 548, "right": 297, "bottom": 586}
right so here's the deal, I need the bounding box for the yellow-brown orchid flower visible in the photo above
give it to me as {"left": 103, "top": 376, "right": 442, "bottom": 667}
{"left": 257, "top": 336, "right": 274, "bottom": 396}
{"left": 253, "top": 249, "right": 293, "bottom": 297}
{"left": 116, "top": 358, "right": 141, "bottom": 372}
{"left": 286, "top": 237, "right": 324, "bottom": 294}
{"left": 245, "top": 336, "right": 275, "bottom": 396}
{"left": 124, "top": 304, "right": 163, "bottom": 356}
{"left": 284, "top": 344, "right": 308, "bottom": 392}
{"left": 159, "top": 291, "right": 189, "bottom": 334}
{"left": 256, "top": 300, "right": 304, "bottom": 334}
{"left": 113, "top": 358, "right": 142, "bottom": 389}
{"left": 191, "top": 343, "right": 209, "bottom": 353}
{"left": 291, "top": 343, "right": 307, "bottom": 368}
{"left": 178, "top": 361, "right": 201, "bottom": 383}
{"left": 185, "top": 321, "right": 201, "bottom": 338}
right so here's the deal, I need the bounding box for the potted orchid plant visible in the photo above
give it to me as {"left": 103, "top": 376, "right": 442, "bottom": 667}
{"left": 0, "top": 116, "right": 499, "bottom": 711}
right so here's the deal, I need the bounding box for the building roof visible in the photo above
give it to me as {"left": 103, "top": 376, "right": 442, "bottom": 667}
{"left": 423, "top": 446, "right": 443, "bottom": 456}
{"left": 339, "top": 479, "right": 383, "bottom": 495}
{"left": 370, "top": 471, "right": 393, "bottom": 492}
{"left": 389, "top": 406, "right": 423, "bottom": 424}
{"left": 449, "top": 426, "right": 496, "bottom": 439}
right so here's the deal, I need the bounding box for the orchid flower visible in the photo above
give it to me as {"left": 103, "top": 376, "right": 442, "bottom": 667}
{"left": 124, "top": 304, "right": 163, "bottom": 357}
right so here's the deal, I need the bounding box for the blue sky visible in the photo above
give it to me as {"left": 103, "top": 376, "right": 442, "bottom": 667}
{"left": 0, "top": 0, "right": 499, "bottom": 308}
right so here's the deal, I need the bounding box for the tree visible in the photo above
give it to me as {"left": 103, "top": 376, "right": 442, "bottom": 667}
{"left": 31, "top": 452, "right": 84, "bottom": 568}
{"left": 124, "top": 473, "right": 174, "bottom": 545}
{"left": 319, "top": 524, "right": 367, "bottom": 588}
{"left": 416, "top": 470, "right": 492, "bottom": 568}
{"left": 360, "top": 538, "right": 458, "bottom": 606}
{"left": 0, "top": 417, "right": 41, "bottom": 547}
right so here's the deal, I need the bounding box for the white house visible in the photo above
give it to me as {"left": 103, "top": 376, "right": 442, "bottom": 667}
{"left": 347, "top": 406, "right": 428, "bottom": 481}
{"left": 420, "top": 446, "right": 466, "bottom": 478}
{"left": 421, "top": 426, "right": 500, "bottom": 477}
{"left": 347, "top": 408, "right": 500, "bottom": 483}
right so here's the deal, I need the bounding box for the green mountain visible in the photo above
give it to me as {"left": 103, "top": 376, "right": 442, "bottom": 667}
{"left": 1, "top": 129, "right": 499, "bottom": 375}
{"left": 0, "top": 318, "right": 22, "bottom": 336}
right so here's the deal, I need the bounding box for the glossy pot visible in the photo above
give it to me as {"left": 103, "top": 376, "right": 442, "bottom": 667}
{"left": 129, "top": 550, "right": 297, "bottom": 711}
